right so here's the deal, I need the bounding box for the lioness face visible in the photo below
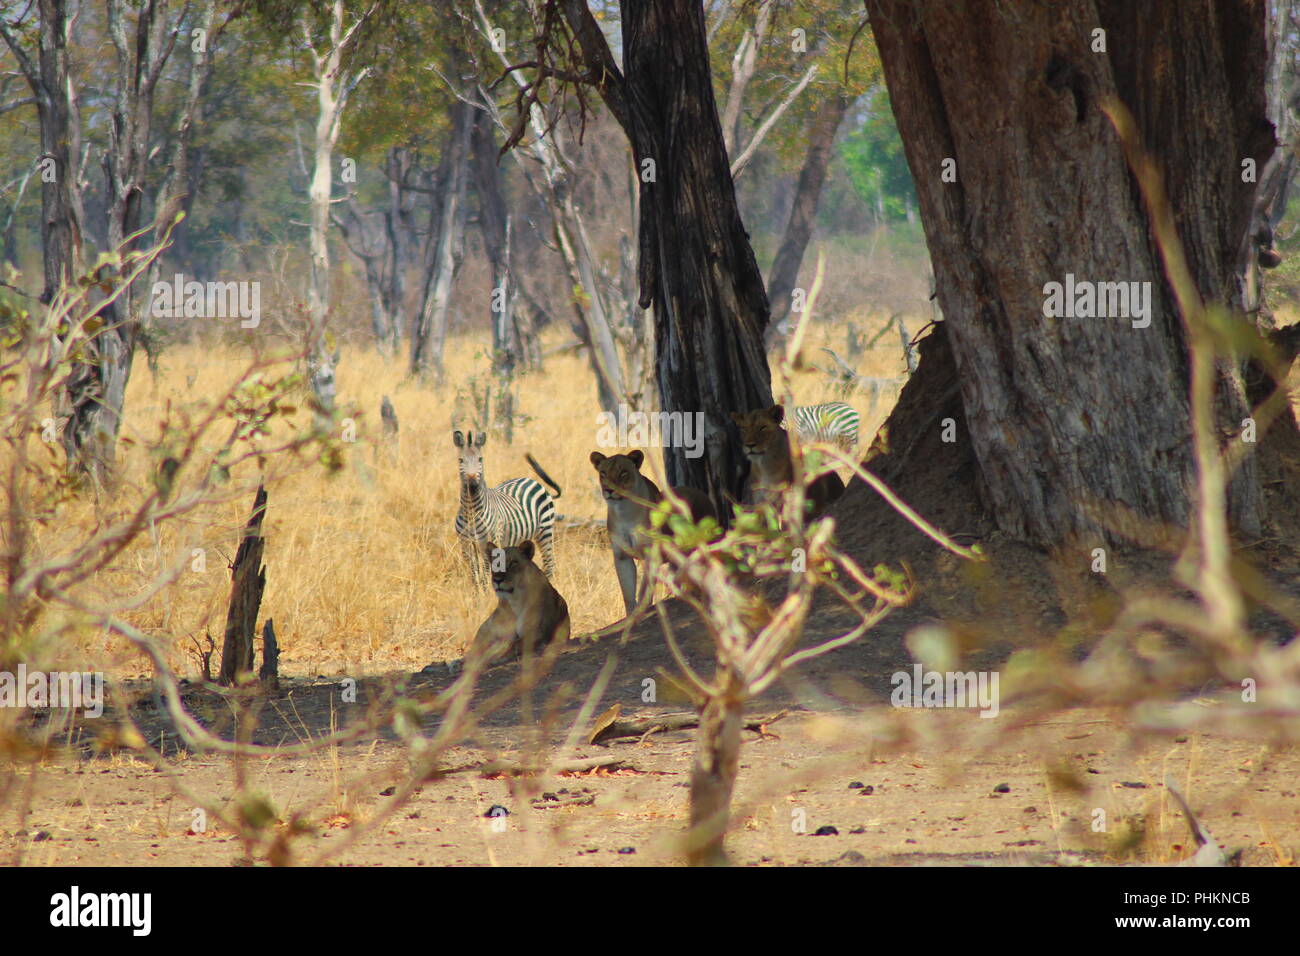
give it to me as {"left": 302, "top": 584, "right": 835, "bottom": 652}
{"left": 486, "top": 540, "right": 537, "bottom": 596}
{"left": 730, "top": 406, "right": 785, "bottom": 459}
{"left": 590, "top": 450, "right": 645, "bottom": 501}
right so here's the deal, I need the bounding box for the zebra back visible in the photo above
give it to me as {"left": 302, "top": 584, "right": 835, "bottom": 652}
{"left": 458, "top": 477, "right": 556, "bottom": 546}
{"left": 792, "top": 402, "right": 861, "bottom": 446}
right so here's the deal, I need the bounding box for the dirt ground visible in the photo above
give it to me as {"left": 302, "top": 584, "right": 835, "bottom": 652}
{"left": 5, "top": 614, "right": 1298, "bottom": 866}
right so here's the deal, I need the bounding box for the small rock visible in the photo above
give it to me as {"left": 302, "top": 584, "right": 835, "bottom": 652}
{"left": 379, "top": 786, "right": 396, "bottom": 797}
{"left": 859, "top": 785, "right": 875, "bottom": 796}
{"left": 541, "top": 792, "right": 559, "bottom": 802}
{"left": 812, "top": 825, "right": 839, "bottom": 836}
{"left": 1120, "top": 781, "right": 1147, "bottom": 789}
{"left": 993, "top": 783, "right": 1011, "bottom": 793}
{"left": 616, "top": 846, "right": 636, "bottom": 855}
{"left": 848, "top": 781, "right": 865, "bottom": 789}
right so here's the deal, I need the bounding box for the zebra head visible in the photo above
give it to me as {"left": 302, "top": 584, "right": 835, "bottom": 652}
{"left": 453, "top": 429, "right": 489, "bottom": 495}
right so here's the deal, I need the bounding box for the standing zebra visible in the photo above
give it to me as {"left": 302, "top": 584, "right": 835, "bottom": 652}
{"left": 792, "top": 402, "right": 860, "bottom": 452}
{"left": 453, "top": 430, "right": 561, "bottom": 591}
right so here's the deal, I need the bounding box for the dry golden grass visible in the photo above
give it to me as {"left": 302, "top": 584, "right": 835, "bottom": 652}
{"left": 62, "top": 312, "right": 908, "bottom": 680}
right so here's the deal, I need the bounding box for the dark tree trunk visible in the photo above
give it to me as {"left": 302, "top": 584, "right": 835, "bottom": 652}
{"left": 620, "top": 0, "right": 774, "bottom": 516}
{"left": 218, "top": 485, "right": 268, "bottom": 687}
{"left": 766, "top": 91, "right": 850, "bottom": 328}
{"left": 410, "top": 98, "right": 474, "bottom": 380}
{"left": 867, "top": 0, "right": 1275, "bottom": 550}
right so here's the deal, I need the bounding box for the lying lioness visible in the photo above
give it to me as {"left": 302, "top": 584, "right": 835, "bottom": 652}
{"left": 590, "top": 450, "right": 715, "bottom": 615}
{"left": 731, "top": 405, "right": 845, "bottom": 519}
{"left": 473, "top": 540, "right": 570, "bottom": 662}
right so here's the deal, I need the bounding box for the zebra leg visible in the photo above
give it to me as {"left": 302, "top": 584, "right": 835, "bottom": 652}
{"left": 538, "top": 521, "right": 556, "bottom": 577}
{"left": 465, "top": 539, "right": 488, "bottom": 592}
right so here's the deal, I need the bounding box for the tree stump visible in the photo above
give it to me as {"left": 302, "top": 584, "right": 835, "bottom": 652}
{"left": 380, "top": 395, "right": 399, "bottom": 437}
{"left": 259, "top": 618, "right": 280, "bottom": 694}
{"left": 218, "top": 485, "right": 268, "bottom": 686}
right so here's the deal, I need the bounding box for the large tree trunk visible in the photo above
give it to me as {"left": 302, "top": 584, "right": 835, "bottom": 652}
{"left": 620, "top": 0, "right": 773, "bottom": 516}
{"left": 867, "top": 0, "right": 1274, "bottom": 550}
{"left": 766, "top": 91, "right": 850, "bottom": 330}
{"left": 410, "top": 97, "right": 474, "bottom": 381}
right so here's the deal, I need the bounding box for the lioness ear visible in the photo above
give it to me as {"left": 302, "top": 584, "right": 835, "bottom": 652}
{"left": 768, "top": 404, "right": 785, "bottom": 424}
{"left": 730, "top": 411, "right": 744, "bottom": 424}
{"left": 484, "top": 541, "right": 497, "bottom": 554}
{"left": 628, "top": 449, "right": 645, "bottom": 468}
{"left": 453, "top": 430, "right": 465, "bottom": 447}
{"left": 520, "top": 540, "right": 535, "bottom": 560}
{"left": 590, "top": 451, "right": 606, "bottom": 468}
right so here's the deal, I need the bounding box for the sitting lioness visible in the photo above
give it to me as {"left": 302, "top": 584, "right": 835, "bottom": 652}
{"left": 590, "top": 450, "right": 716, "bottom": 615}
{"left": 731, "top": 405, "right": 845, "bottom": 520}
{"left": 473, "top": 540, "right": 570, "bottom": 662}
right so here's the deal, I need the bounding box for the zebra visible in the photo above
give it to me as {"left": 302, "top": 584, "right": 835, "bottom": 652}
{"left": 791, "top": 402, "right": 860, "bottom": 453}
{"left": 453, "top": 430, "right": 561, "bottom": 591}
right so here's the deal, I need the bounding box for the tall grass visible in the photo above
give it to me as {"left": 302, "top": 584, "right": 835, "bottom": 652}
{"left": 72, "top": 313, "right": 908, "bottom": 679}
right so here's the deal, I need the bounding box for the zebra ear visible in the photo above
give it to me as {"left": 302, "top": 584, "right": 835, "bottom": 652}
{"left": 767, "top": 404, "right": 785, "bottom": 424}
{"left": 628, "top": 449, "right": 645, "bottom": 468}
{"left": 590, "top": 451, "right": 606, "bottom": 468}
{"left": 453, "top": 430, "right": 465, "bottom": 447}
{"left": 519, "top": 540, "right": 535, "bottom": 561}
{"left": 474, "top": 431, "right": 487, "bottom": 447}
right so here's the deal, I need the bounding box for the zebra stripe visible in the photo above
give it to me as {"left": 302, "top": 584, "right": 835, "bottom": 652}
{"left": 792, "top": 402, "right": 860, "bottom": 451}
{"left": 456, "top": 477, "right": 557, "bottom": 559}
{"left": 454, "top": 434, "right": 558, "bottom": 585}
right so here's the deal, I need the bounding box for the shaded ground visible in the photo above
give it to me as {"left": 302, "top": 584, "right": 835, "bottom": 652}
{"left": 7, "top": 703, "right": 1299, "bottom": 867}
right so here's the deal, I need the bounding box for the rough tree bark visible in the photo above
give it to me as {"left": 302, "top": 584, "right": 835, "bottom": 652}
{"left": 559, "top": 0, "right": 774, "bottom": 515}
{"left": 866, "top": 0, "right": 1275, "bottom": 550}
{"left": 218, "top": 485, "right": 268, "bottom": 686}
{"left": 766, "top": 90, "right": 850, "bottom": 329}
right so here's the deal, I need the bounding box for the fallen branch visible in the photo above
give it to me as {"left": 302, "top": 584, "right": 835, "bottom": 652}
{"left": 437, "top": 754, "right": 633, "bottom": 776}
{"left": 590, "top": 709, "right": 789, "bottom": 745}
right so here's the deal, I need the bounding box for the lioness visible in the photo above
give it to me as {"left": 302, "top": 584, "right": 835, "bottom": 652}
{"left": 590, "top": 450, "right": 716, "bottom": 615}
{"left": 473, "top": 540, "right": 570, "bottom": 662}
{"left": 731, "top": 405, "right": 845, "bottom": 519}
